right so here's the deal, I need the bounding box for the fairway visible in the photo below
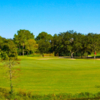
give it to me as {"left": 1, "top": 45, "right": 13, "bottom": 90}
{"left": 0, "top": 57, "right": 100, "bottom": 95}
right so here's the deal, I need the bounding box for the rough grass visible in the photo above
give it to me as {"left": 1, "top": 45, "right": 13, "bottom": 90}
{"left": 0, "top": 56, "right": 100, "bottom": 95}
{"left": 1, "top": 87, "right": 100, "bottom": 100}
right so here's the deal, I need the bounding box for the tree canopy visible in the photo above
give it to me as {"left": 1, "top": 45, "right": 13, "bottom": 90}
{"left": 0, "top": 29, "right": 100, "bottom": 58}
{"left": 14, "top": 29, "right": 35, "bottom": 56}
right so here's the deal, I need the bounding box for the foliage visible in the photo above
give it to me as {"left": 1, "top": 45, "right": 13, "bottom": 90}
{"left": 0, "top": 39, "right": 18, "bottom": 60}
{"left": 36, "top": 31, "right": 53, "bottom": 55}
{"left": 13, "top": 29, "right": 34, "bottom": 56}
{"left": 51, "top": 31, "right": 100, "bottom": 58}
{"left": 1, "top": 29, "right": 100, "bottom": 58}
{"left": 1, "top": 52, "right": 9, "bottom": 60}
{"left": 0, "top": 87, "right": 100, "bottom": 100}
{"left": 25, "top": 39, "right": 38, "bottom": 55}
{"left": 43, "top": 53, "right": 54, "bottom": 57}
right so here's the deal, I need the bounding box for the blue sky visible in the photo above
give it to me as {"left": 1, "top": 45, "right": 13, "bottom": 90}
{"left": 0, "top": 0, "right": 100, "bottom": 39}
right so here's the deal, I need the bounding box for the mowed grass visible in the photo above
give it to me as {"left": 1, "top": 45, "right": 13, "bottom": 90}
{"left": 0, "top": 56, "right": 100, "bottom": 95}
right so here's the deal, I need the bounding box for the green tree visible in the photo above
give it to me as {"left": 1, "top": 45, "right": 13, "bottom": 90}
{"left": 51, "top": 34, "right": 60, "bottom": 56}
{"left": 2, "top": 59, "right": 20, "bottom": 97}
{"left": 55, "top": 31, "right": 83, "bottom": 57}
{"left": 38, "top": 40, "right": 51, "bottom": 56}
{"left": 14, "top": 29, "right": 34, "bottom": 56}
{"left": 25, "top": 39, "right": 38, "bottom": 55}
{"left": 66, "top": 32, "right": 83, "bottom": 58}
{"left": 0, "top": 38, "right": 19, "bottom": 97}
{"left": 87, "top": 33, "right": 100, "bottom": 59}
{"left": 1, "top": 39, "right": 17, "bottom": 59}
{"left": 36, "top": 31, "right": 52, "bottom": 41}
{"left": 36, "top": 32, "right": 52, "bottom": 56}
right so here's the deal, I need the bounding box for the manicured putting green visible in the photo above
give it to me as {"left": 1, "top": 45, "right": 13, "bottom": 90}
{"left": 0, "top": 56, "right": 100, "bottom": 95}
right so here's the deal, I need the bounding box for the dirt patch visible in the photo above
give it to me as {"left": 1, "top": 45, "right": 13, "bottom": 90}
{"left": 37, "top": 57, "right": 76, "bottom": 60}
{"left": 70, "top": 58, "right": 76, "bottom": 60}
{"left": 37, "top": 58, "right": 52, "bottom": 60}
{"left": 37, "top": 57, "right": 65, "bottom": 60}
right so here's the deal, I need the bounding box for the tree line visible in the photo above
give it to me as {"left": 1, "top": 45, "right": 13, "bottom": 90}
{"left": 0, "top": 29, "right": 100, "bottom": 59}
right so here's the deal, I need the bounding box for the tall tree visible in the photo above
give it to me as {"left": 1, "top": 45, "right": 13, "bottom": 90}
{"left": 0, "top": 36, "right": 6, "bottom": 50}
{"left": 14, "top": 29, "right": 34, "bottom": 56}
{"left": 1, "top": 39, "right": 17, "bottom": 59}
{"left": 36, "top": 31, "right": 52, "bottom": 41}
{"left": 51, "top": 34, "right": 60, "bottom": 56}
{"left": 87, "top": 33, "right": 100, "bottom": 58}
{"left": 25, "top": 39, "right": 38, "bottom": 55}
{"left": 36, "top": 32, "right": 52, "bottom": 56}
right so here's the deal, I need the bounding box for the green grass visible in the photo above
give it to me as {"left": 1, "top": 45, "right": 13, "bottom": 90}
{"left": 0, "top": 56, "right": 100, "bottom": 95}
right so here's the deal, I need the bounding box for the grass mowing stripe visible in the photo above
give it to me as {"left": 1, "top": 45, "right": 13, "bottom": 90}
{"left": 0, "top": 56, "right": 100, "bottom": 95}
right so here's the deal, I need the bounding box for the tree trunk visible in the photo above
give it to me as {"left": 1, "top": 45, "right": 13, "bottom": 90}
{"left": 19, "top": 46, "right": 21, "bottom": 55}
{"left": 87, "top": 52, "right": 88, "bottom": 58}
{"left": 27, "top": 51, "right": 28, "bottom": 56}
{"left": 71, "top": 52, "right": 74, "bottom": 58}
{"left": 94, "top": 51, "right": 96, "bottom": 59}
{"left": 94, "top": 54, "right": 96, "bottom": 59}
{"left": 9, "top": 60, "right": 13, "bottom": 95}
{"left": 23, "top": 43, "right": 24, "bottom": 56}
{"left": 81, "top": 52, "right": 84, "bottom": 58}
{"left": 81, "top": 53, "right": 82, "bottom": 58}
{"left": 42, "top": 53, "right": 44, "bottom": 57}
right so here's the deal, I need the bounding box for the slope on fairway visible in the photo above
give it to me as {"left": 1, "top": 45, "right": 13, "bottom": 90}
{"left": 0, "top": 56, "right": 100, "bottom": 95}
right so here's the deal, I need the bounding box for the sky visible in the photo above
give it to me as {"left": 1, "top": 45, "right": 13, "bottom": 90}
{"left": 0, "top": 0, "right": 100, "bottom": 39}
